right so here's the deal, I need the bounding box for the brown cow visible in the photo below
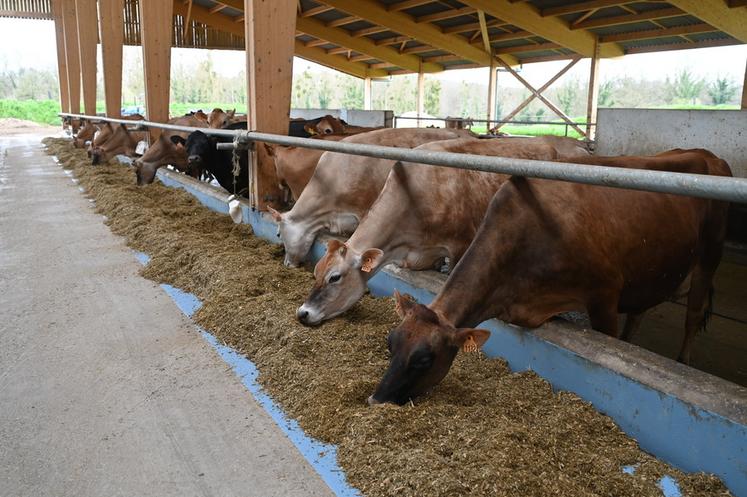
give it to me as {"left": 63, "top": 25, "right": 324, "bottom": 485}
{"left": 263, "top": 134, "right": 348, "bottom": 202}
{"left": 208, "top": 108, "right": 239, "bottom": 129}
{"left": 369, "top": 149, "right": 731, "bottom": 405}
{"left": 73, "top": 121, "right": 96, "bottom": 148}
{"left": 297, "top": 136, "right": 588, "bottom": 325}
{"left": 133, "top": 115, "right": 208, "bottom": 185}
{"left": 86, "top": 114, "right": 145, "bottom": 157}
{"left": 268, "top": 128, "right": 475, "bottom": 267}
{"left": 304, "top": 115, "right": 378, "bottom": 136}
{"left": 91, "top": 124, "right": 147, "bottom": 165}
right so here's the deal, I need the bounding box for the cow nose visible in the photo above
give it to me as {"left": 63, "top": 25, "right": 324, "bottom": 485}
{"left": 188, "top": 155, "right": 201, "bottom": 164}
{"left": 296, "top": 307, "right": 309, "bottom": 324}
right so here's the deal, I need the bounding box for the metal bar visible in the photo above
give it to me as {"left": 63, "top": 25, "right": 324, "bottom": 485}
{"left": 59, "top": 112, "right": 747, "bottom": 204}
{"left": 393, "top": 115, "right": 595, "bottom": 127}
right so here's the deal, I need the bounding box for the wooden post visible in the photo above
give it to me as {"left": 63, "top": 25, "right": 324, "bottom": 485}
{"left": 585, "top": 37, "right": 601, "bottom": 140}
{"left": 416, "top": 71, "right": 425, "bottom": 127}
{"left": 741, "top": 59, "right": 747, "bottom": 110}
{"left": 245, "top": 0, "right": 296, "bottom": 210}
{"left": 75, "top": 0, "right": 98, "bottom": 116}
{"left": 51, "top": 0, "right": 70, "bottom": 113}
{"left": 61, "top": 0, "right": 81, "bottom": 114}
{"left": 487, "top": 57, "right": 497, "bottom": 128}
{"left": 138, "top": 0, "right": 173, "bottom": 138}
{"left": 99, "top": 0, "right": 125, "bottom": 117}
{"left": 364, "top": 77, "right": 372, "bottom": 110}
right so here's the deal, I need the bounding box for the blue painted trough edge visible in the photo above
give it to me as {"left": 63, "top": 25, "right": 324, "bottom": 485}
{"left": 131, "top": 250, "right": 361, "bottom": 497}
{"left": 153, "top": 167, "right": 747, "bottom": 497}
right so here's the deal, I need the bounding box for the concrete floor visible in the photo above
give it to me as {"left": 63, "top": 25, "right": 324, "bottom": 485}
{"left": 0, "top": 133, "right": 333, "bottom": 497}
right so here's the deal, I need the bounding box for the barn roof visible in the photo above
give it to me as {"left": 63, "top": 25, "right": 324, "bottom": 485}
{"left": 2, "top": 0, "right": 745, "bottom": 78}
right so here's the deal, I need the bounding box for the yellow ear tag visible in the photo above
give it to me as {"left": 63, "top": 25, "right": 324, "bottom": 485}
{"left": 361, "top": 257, "right": 373, "bottom": 273}
{"left": 463, "top": 336, "right": 478, "bottom": 353}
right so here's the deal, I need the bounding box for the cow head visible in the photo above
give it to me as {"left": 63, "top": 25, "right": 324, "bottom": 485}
{"left": 314, "top": 115, "right": 345, "bottom": 135}
{"left": 74, "top": 121, "right": 95, "bottom": 148}
{"left": 91, "top": 124, "right": 132, "bottom": 165}
{"left": 297, "top": 240, "right": 383, "bottom": 325}
{"left": 267, "top": 206, "right": 317, "bottom": 268}
{"left": 368, "top": 291, "right": 490, "bottom": 406}
{"left": 183, "top": 130, "right": 215, "bottom": 177}
{"left": 208, "top": 108, "right": 236, "bottom": 129}
{"left": 133, "top": 132, "right": 189, "bottom": 185}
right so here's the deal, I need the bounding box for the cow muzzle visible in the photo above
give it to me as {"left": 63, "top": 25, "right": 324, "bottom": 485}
{"left": 296, "top": 304, "right": 322, "bottom": 326}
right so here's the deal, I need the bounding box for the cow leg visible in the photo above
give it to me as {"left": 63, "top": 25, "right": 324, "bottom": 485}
{"left": 678, "top": 266, "right": 715, "bottom": 365}
{"left": 620, "top": 311, "right": 646, "bottom": 342}
{"left": 588, "top": 295, "right": 620, "bottom": 337}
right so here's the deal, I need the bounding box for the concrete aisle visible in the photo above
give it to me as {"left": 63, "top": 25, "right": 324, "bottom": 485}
{"left": 0, "top": 134, "right": 335, "bottom": 497}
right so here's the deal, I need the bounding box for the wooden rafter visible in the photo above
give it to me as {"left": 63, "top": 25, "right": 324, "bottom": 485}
{"left": 541, "top": 0, "right": 632, "bottom": 17}
{"left": 460, "top": 0, "right": 623, "bottom": 57}
{"left": 599, "top": 23, "right": 717, "bottom": 43}
{"left": 295, "top": 16, "right": 442, "bottom": 72}
{"left": 571, "top": 7, "right": 684, "bottom": 30}
{"left": 316, "top": 0, "right": 518, "bottom": 65}
{"left": 666, "top": 0, "right": 747, "bottom": 42}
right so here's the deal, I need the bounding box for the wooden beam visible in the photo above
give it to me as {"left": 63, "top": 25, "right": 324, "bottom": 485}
{"left": 296, "top": 41, "right": 388, "bottom": 78}
{"left": 301, "top": 5, "right": 334, "bottom": 17}
{"left": 542, "top": 0, "right": 631, "bottom": 17}
{"left": 477, "top": 10, "right": 491, "bottom": 52}
{"left": 75, "top": 0, "right": 98, "bottom": 115}
{"left": 98, "top": 0, "right": 124, "bottom": 117}
{"left": 415, "top": 6, "right": 475, "bottom": 23}
{"left": 387, "top": 0, "right": 434, "bottom": 11}
{"left": 61, "top": 0, "right": 81, "bottom": 114}
{"left": 494, "top": 56, "right": 585, "bottom": 136}
{"left": 245, "top": 0, "right": 296, "bottom": 210}
{"left": 624, "top": 38, "right": 742, "bottom": 54}
{"left": 364, "top": 76, "right": 372, "bottom": 109}
{"left": 51, "top": 0, "right": 70, "bottom": 113}
{"left": 460, "top": 0, "right": 623, "bottom": 57}
{"left": 487, "top": 57, "right": 497, "bottom": 124}
{"left": 598, "top": 23, "right": 716, "bottom": 43}
{"left": 316, "top": 0, "right": 518, "bottom": 66}
{"left": 139, "top": 0, "right": 172, "bottom": 136}
{"left": 666, "top": 0, "right": 747, "bottom": 43}
{"left": 443, "top": 18, "right": 502, "bottom": 35}
{"left": 572, "top": 7, "right": 684, "bottom": 30}
{"left": 296, "top": 16, "right": 441, "bottom": 73}
{"left": 585, "top": 37, "right": 600, "bottom": 140}
{"left": 416, "top": 71, "right": 425, "bottom": 126}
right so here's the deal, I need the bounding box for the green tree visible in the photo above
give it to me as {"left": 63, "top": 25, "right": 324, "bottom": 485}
{"left": 338, "top": 75, "right": 363, "bottom": 109}
{"left": 598, "top": 80, "right": 615, "bottom": 107}
{"left": 707, "top": 76, "right": 736, "bottom": 105}
{"left": 556, "top": 80, "right": 578, "bottom": 115}
{"left": 424, "top": 79, "right": 441, "bottom": 115}
{"left": 317, "top": 76, "right": 333, "bottom": 109}
{"left": 671, "top": 68, "right": 704, "bottom": 105}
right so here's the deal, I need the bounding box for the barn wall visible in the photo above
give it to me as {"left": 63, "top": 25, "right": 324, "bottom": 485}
{"left": 595, "top": 109, "right": 747, "bottom": 178}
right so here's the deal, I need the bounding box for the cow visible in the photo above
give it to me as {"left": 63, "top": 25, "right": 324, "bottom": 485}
{"left": 368, "top": 149, "right": 731, "bottom": 405}
{"left": 304, "top": 115, "right": 379, "bottom": 136}
{"left": 90, "top": 124, "right": 147, "bottom": 165}
{"left": 86, "top": 114, "right": 145, "bottom": 157}
{"left": 73, "top": 120, "right": 96, "bottom": 148}
{"left": 297, "top": 136, "right": 589, "bottom": 325}
{"left": 173, "top": 122, "right": 250, "bottom": 196}
{"left": 267, "top": 128, "right": 475, "bottom": 268}
{"left": 133, "top": 114, "right": 208, "bottom": 185}
{"left": 208, "top": 108, "right": 239, "bottom": 129}
{"left": 263, "top": 134, "right": 349, "bottom": 202}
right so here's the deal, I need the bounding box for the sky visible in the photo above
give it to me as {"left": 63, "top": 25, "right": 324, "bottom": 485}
{"left": 1, "top": 18, "right": 745, "bottom": 90}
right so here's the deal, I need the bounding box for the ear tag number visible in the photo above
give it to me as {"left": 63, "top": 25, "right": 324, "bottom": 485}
{"left": 361, "top": 257, "right": 373, "bottom": 273}
{"left": 463, "top": 336, "right": 478, "bottom": 353}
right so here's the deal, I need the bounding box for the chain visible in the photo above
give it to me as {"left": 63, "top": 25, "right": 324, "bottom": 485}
{"left": 231, "top": 136, "right": 241, "bottom": 197}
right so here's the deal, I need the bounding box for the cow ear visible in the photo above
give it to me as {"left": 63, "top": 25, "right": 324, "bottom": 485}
{"left": 326, "top": 239, "right": 346, "bottom": 256}
{"left": 228, "top": 109, "right": 235, "bottom": 118}
{"left": 393, "top": 290, "right": 416, "bottom": 318}
{"left": 304, "top": 123, "right": 317, "bottom": 135}
{"left": 451, "top": 328, "right": 490, "bottom": 353}
{"left": 267, "top": 206, "right": 283, "bottom": 223}
{"left": 263, "top": 142, "right": 275, "bottom": 157}
{"left": 170, "top": 135, "right": 186, "bottom": 147}
{"left": 358, "top": 248, "right": 383, "bottom": 273}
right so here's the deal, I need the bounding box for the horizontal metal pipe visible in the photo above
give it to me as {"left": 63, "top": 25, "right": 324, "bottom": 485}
{"left": 59, "top": 112, "right": 747, "bottom": 204}
{"left": 394, "top": 115, "right": 595, "bottom": 126}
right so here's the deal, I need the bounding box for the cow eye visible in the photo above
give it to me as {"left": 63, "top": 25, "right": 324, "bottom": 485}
{"left": 324, "top": 129, "right": 332, "bottom": 134}
{"left": 409, "top": 352, "right": 433, "bottom": 370}
{"left": 328, "top": 273, "right": 341, "bottom": 284}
